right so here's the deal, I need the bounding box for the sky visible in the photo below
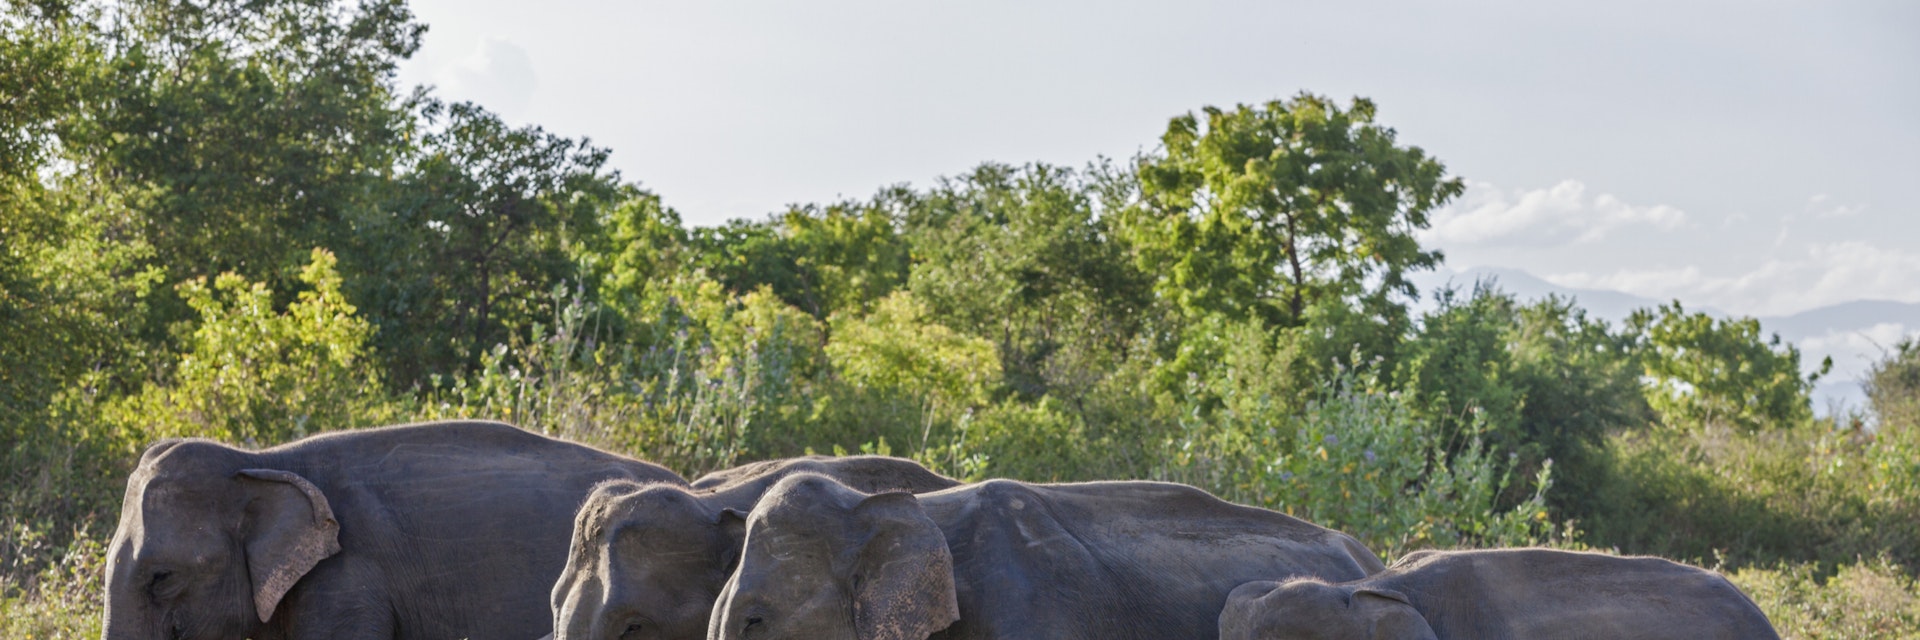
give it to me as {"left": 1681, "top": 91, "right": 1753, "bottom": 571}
{"left": 394, "top": 0, "right": 1919, "bottom": 321}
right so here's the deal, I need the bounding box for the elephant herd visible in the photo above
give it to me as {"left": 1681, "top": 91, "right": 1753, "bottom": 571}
{"left": 101, "top": 421, "right": 1780, "bottom": 640}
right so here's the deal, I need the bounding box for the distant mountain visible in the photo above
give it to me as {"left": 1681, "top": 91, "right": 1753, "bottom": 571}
{"left": 1757, "top": 300, "right": 1920, "bottom": 344}
{"left": 1408, "top": 265, "right": 1920, "bottom": 415}
{"left": 1408, "top": 265, "right": 1717, "bottom": 325}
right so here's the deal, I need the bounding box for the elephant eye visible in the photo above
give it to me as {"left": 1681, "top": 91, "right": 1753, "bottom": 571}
{"left": 619, "top": 621, "right": 644, "bottom": 639}
{"left": 742, "top": 615, "right": 764, "bottom": 635}
{"left": 148, "top": 569, "right": 183, "bottom": 601}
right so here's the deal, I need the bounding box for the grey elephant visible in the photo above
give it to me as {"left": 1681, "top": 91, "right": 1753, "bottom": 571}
{"left": 1218, "top": 547, "right": 1779, "bottom": 640}
{"left": 706, "top": 473, "right": 1387, "bottom": 640}
{"left": 550, "top": 455, "right": 961, "bottom": 640}
{"left": 101, "top": 420, "right": 686, "bottom": 640}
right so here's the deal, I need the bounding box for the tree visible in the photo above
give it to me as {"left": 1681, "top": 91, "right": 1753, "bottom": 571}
{"left": 571, "top": 185, "right": 690, "bottom": 334}
{"left": 1628, "top": 301, "right": 1829, "bottom": 431}
{"left": 1865, "top": 338, "right": 1920, "bottom": 434}
{"left": 1502, "top": 294, "right": 1648, "bottom": 514}
{"left": 1127, "top": 93, "right": 1460, "bottom": 329}
{"left": 353, "top": 101, "right": 618, "bottom": 384}
{"left": 76, "top": 0, "right": 423, "bottom": 294}
{"left": 1395, "top": 283, "right": 1525, "bottom": 449}
{"left": 906, "top": 163, "right": 1152, "bottom": 401}
{"left": 826, "top": 291, "right": 999, "bottom": 417}
{"left": 102, "top": 248, "right": 389, "bottom": 445}
{"left": 689, "top": 190, "right": 912, "bottom": 321}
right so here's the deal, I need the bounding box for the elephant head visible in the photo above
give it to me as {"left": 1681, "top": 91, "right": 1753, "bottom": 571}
{"left": 1220, "top": 579, "right": 1436, "bottom": 640}
{"left": 706, "top": 474, "right": 958, "bottom": 640}
{"left": 101, "top": 440, "right": 340, "bottom": 640}
{"left": 551, "top": 481, "right": 746, "bottom": 640}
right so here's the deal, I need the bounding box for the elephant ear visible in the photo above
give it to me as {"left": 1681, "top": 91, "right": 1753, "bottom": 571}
{"left": 1356, "top": 588, "right": 1438, "bottom": 640}
{"left": 236, "top": 469, "right": 341, "bottom": 623}
{"left": 850, "top": 492, "right": 958, "bottom": 640}
{"left": 716, "top": 507, "right": 748, "bottom": 571}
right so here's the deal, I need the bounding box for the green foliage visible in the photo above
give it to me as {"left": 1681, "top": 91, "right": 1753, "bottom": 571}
{"left": 1584, "top": 417, "right": 1920, "bottom": 571}
{"left": 1155, "top": 370, "right": 1559, "bottom": 559}
{"left": 355, "top": 100, "right": 618, "bottom": 384}
{"left": 1, "top": 4, "right": 100, "bottom": 179}
{"left": 1396, "top": 286, "right": 1647, "bottom": 513}
{"left": 689, "top": 191, "right": 911, "bottom": 320}
{"left": 1729, "top": 559, "right": 1920, "bottom": 639}
{"left": 906, "top": 162, "right": 1153, "bottom": 402}
{"left": 1629, "top": 301, "right": 1829, "bottom": 431}
{"left": 1500, "top": 295, "right": 1649, "bottom": 515}
{"left": 1127, "top": 93, "right": 1459, "bottom": 328}
{"left": 1866, "top": 338, "right": 1920, "bottom": 435}
{"left": 0, "top": 524, "right": 105, "bottom": 640}
{"left": 826, "top": 291, "right": 1000, "bottom": 415}
{"left": 781, "top": 194, "right": 912, "bottom": 318}
{"left": 572, "top": 187, "right": 690, "bottom": 329}
{"left": 1396, "top": 284, "right": 1524, "bottom": 446}
{"left": 103, "top": 249, "right": 391, "bottom": 445}
{"left": 76, "top": 0, "right": 423, "bottom": 295}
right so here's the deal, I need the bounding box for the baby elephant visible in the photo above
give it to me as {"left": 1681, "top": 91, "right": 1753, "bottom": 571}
{"left": 550, "top": 456, "right": 961, "bottom": 640}
{"left": 1220, "top": 548, "right": 1779, "bottom": 640}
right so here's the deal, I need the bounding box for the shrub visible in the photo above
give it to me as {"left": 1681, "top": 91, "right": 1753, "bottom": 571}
{"left": 1153, "top": 370, "right": 1558, "bottom": 559}
{"left": 1729, "top": 558, "right": 1920, "bottom": 639}
{"left": 1628, "top": 301, "right": 1828, "bottom": 432}
{"left": 1866, "top": 338, "right": 1920, "bottom": 435}
{"left": 100, "top": 248, "right": 393, "bottom": 446}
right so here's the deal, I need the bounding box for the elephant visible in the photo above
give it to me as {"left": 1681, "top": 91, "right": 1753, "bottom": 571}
{"left": 549, "top": 455, "right": 961, "bottom": 640}
{"left": 706, "top": 473, "right": 1388, "bottom": 640}
{"left": 1218, "top": 547, "right": 1780, "bottom": 640}
{"left": 101, "top": 420, "right": 687, "bottom": 640}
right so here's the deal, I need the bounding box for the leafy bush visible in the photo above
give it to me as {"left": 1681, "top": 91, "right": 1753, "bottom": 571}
{"left": 1154, "top": 370, "right": 1559, "bottom": 559}
{"left": 100, "top": 248, "right": 393, "bottom": 446}
{"left": 1628, "top": 301, "right": 1829, "bottom": 432}
{"left": 414, "top": 279, "right": 817, "bottom": 476}
{"left": 826, "top": 291, "right": 1000, "bottom": 419}
{"left": 0, "top": 524, "right": 105, "bottom": 640}
{"left": 1730, "top": 559, "right": 1920, "bottom": 639}
{"left": 1585, "top": 418, "right": 1920, "bottom": 571}
{"left": 1866, "top": 338, "right": 1920, "bottom": 435}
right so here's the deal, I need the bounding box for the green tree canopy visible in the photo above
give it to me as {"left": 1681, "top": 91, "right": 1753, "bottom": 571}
{"left": 1629, "top": 301, "right": 1829, "bottom": 431}
{"left": 77, "top": 0, "right": 423, "bottom": 289}
{"left": 1128, "top": 93, "right": 1461, "bottom": 328}
{"left": 689, "top": 190, "right": 912, "bottom": 321}
{"left": 1865, "top": 338, "right": 1920, "bottom": 434}
{"left": 906, "top": 162, "right": 1153, "bottom": 400}
{"left": 355, "top": 101, "right": 619, "bottom": 384}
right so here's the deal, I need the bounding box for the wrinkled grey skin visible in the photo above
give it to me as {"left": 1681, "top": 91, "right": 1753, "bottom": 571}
{"left": 1219, "top": 547, "right": 1780, "bottom": 640}
{"left": 550, "top": 456, "right": 960, "bottom": 640}
{"left": 709, "top": 473, "right": 1386, "bottom": 640}
{"left": 101, "top": 421, "right": 686, "bottom": 640}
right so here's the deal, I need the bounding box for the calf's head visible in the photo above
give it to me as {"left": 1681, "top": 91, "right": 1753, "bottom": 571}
{"left": 706, "top": 474, "right": 957, "bottom": 640}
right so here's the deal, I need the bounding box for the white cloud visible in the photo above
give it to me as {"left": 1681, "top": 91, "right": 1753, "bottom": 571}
{"left": 435, "top": 39, "right": 539, "bottom": 117}
{"left": 1548, "top": 242, "right": 1920, "bottom": 316}
{"left": 1801, "top": 322, "right": 1917, "bottom": 382}
{"left": 1805, "top": 194, "right": 1867, "bottom": 219}
{"left": 1422, "top": 180, "right": 1687, "bottom": 247}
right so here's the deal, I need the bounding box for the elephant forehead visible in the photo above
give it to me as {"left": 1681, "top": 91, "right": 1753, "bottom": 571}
{"left": 610, "top": 521, "right": 719, "bottom": 563}
{"left": 746, "top": 527, "right": 839, "bottom": 567}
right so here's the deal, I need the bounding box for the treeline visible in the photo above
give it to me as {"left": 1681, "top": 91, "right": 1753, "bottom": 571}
{"left": 5, "top": 1, "right": 1920, "bottom": 635}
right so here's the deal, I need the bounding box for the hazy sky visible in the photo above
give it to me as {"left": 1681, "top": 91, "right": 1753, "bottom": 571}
{"left": 395, "top": 0, "right": 1917, "bottom": 319}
